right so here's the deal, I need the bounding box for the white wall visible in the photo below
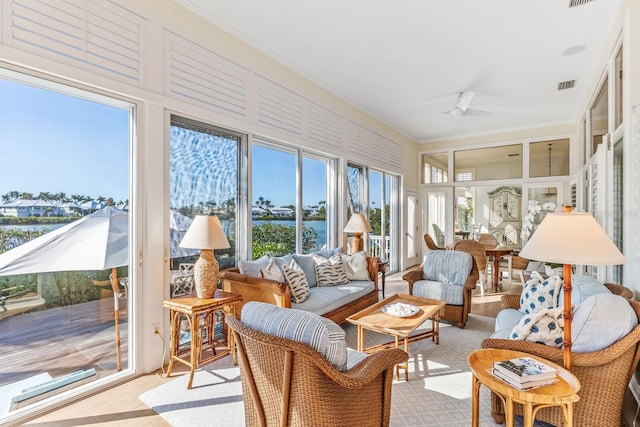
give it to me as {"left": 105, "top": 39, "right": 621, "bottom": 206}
{"left": 0, "top": 0, "right": 418, "bottom": 377}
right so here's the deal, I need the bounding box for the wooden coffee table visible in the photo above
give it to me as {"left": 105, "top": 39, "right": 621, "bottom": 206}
{"left": 346, "top": 293, "right": 445, "bottom": 380}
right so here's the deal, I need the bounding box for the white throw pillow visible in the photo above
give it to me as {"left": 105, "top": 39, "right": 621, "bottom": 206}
{"left": 341, "top": 251, "right": 370, "bottom": 281}
{"left": 282, "top": 260, "right": 310, "bottom": 303}
{"left": 313, "top": 254, "right": 349, "bottom": 286}
{"left": 260, "top": 258, "right": 284, "bottom": 282}
{"left": 519, "top": 271, "right": 562, "bottom": 315}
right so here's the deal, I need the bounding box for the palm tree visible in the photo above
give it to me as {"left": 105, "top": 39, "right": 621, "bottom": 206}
{"left": 256, "top": 196, "right": 265, "bottom": 208}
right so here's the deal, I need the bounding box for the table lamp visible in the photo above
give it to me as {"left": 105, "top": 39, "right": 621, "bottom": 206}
{"left": 344, "top": 213, "right": 372, "bottom": 254}
{"left": 179, "top": 215, "right": 230, "bottom": 299}
{"left": 518, "top": 208, "right": 625, "bottom": 371}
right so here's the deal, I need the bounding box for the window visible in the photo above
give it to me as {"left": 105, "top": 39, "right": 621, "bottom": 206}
{"left": 252, "top": 142, "right": 336, "bottom": 257}
{"left": 590, "top": 78, "right": 608, "bottom": 157}
{"left": 348, "top": 163, "right": 400, "bottom": 270}
{"left": 421, "top": 153, "right": 448, "bottom": 183}
{"left": 614, "top": 46, "right": 623, "bottom": 129}
{"left": 169, "top": 117, "right": 242, "bottom": 279}
{"left": 529, "top": 139, "right": 570, "bottom": 178}
{"left": 0, "top": 71, "right": 132, "bottom": 420}
{"left": 454, "top": 145, "right": 522, "bottom": 181}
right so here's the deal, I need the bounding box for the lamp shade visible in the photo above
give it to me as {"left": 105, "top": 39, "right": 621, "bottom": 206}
{"left": 179, "top": 215, "right": 230, "bottom": 250}
{"left": 519, "top": 210, "right": 625, "bottom": 371}
{"left": 518, "top": 212, "right": 625, "bottom": 265}
{"left": 344, "top": 213, "right": 373, "bottom": 233}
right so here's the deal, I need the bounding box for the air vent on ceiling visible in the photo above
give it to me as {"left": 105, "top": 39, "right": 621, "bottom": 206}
{"left": 569, "top": 0, "right": 595, "bottom": 7}
{"left": 558, "top": 80, "right": 576, "bottom": 90}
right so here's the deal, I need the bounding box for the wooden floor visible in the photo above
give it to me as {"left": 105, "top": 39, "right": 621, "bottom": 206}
{"left": 12, "top": 272, "right": 639, "bottom": 426}
{"left": 11, "top": 272, "right": 511, "bottom": 426}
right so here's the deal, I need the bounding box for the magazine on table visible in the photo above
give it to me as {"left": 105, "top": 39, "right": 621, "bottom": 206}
{"left": 491, "top": 368, "right": 558, "bottom": 391}
{"left": 492, "top": 356, "right": 556, "bottom": 383}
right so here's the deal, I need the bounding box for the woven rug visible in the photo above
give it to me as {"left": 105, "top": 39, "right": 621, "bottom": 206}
{"left": 139, "top": 314, "right": 529, "bottom": 426}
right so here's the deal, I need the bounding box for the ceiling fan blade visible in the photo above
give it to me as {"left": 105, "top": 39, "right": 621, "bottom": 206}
{"left": 463, "top": 108, "right": 492, "bottom": 116}
{"left": 456, "top": 91, "right": 475, "bottom": 111}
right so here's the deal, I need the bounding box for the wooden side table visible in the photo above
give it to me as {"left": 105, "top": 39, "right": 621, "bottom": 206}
{"left": 467, "top": 349, "right": 580, "bottom": 427}
{"left": 378, "top": 259, "right": 388, "bottom": 298}
{"left": 163, "top": 290, "right": 242, "bottom": 389}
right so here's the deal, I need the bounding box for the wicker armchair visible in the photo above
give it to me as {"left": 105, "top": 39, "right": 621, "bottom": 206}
{"left": 481, "top": 284, "right": 640, "bottom": 426}
{"left": 424, "top": 233, "right": 444, "bottom": 251}
{"left": 226, "top": 315, "right": 408, "bottom": 427}
{"left": 402, "top": 250, "right": 479, "bottom": 328}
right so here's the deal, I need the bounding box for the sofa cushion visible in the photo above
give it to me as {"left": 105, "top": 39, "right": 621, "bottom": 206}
{"left": 292, "top": 280, "right": 375, "bottom": 316}
{"left": 557, "top": 274, "right": 611, "bottom": 308}
{"left": 293, "top": 254, "right": 318, "bottom": 287}
{"left": 240, "top": 301, "right": 348, "bottom": 371}
{"left": 282, "top": 260, "right": 311, "bottom": 303}
{"left": 422, "top": 250, "right": 473, "bottom": 286}
{"left": 313, "top": 254, "right": 349, "bottom": 287}
{"left": 273, "top": 254, "right": 294, "bottom": 271}
{"left": 314, "top": 247, "right": 343, "bottom": 259}
{"left": 519, "top": 271, "right": 562, "bottom": 315}
{"left": 572, "top": 293, "right": 637, "bottom": 352}
{"left": 260, "top": 258, "right": 284, "bottom": 282}
{"left": 412, "top": 280, "right": 464, "bottom": 306}
{"left": 491, "top": 308, "right": 525, "bottom": 339}
{"left": 342, "top": 251, "right": 370, "bottom": 281}
{"left": 238, "top": 255, "right": 270, "bottom": 278}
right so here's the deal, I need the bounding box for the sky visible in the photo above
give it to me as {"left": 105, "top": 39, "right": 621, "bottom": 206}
{"left": 1, "top": 75, "right": 381, "bottom": 210}
{"left": 0, "top": 78, "right": 130, "bottom": 203}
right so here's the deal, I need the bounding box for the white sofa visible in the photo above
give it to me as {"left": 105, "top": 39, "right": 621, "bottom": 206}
{"left": 219, "top": 250, "right": 380, "bottom": 324}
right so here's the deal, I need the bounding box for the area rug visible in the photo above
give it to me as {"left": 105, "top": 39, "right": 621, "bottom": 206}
{"left": 139, "top": 314, "right": 525, "bottom": 427}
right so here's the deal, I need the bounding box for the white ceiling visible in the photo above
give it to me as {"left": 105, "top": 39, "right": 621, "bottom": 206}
{"left": 175, "top": 0, "right": 623, "bottom": 143}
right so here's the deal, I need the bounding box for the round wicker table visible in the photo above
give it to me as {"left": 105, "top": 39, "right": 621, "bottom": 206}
{"left": 467, "top": 348, "right": 580, "bottom": 427}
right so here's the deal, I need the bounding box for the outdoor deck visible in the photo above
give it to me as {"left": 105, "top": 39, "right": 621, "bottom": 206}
{"left": 0, "top": 296, "right": 127, "bottom": 411}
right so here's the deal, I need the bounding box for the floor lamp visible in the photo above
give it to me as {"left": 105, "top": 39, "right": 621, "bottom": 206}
{"left": 344, "top": 213, "right": 372, "bottom": 254}
{"left": 179, "top": 215, "right": 230, "bottom": 299}
{"left": 518, "top": 209, "right": 625, "bottom": 371}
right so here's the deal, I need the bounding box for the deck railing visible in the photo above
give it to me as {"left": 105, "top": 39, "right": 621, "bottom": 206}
{"left": 368, "top": 235, "right": 390, "bottom": 260}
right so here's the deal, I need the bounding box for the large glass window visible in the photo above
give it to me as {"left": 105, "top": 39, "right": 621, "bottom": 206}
{"left": 348, "top": 164, "right": 400, "bottom": 270}
{"left": 421, "top": 153, "right": 448, "bottom": 183}
{"left": 0, "top": 71, "right": 132, "bottom": 420}
{"left": 590, "top": 78, "right": 608, "bottom": 157}
{"left": 454, "top": 144, "right": 523, "bottom": 181}
{"left": 529, "top": 139, "right": 570, "bottom": 177}
{"left": 169, "top": 117, "right": 242, "bottom": 296}
{"left": 252, "top": 143, "right": 334, "bottom": 258}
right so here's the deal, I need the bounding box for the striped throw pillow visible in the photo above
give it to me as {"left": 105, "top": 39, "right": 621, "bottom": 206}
{"left": 313, "top": 254, "right": 349, "bottom": 287}
{"left": 282, "top": 260, "right": 310, "bottom": 303}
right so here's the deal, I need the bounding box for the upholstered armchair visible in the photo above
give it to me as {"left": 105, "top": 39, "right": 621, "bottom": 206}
{"left": 481, "top": 285, "right": 640, "bottom": 426}
{"left": 402, "top": 250, "right": 479, "bottom": 328}
{"left": 226, "top": 302, "right": 408, "bottom": 427}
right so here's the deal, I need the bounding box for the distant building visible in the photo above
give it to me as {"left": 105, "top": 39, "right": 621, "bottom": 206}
{"left": 251, "top": 206, "right": 269, "bottom": 219}
{"left": 270, "top": 207, "right": 294, "bottom": 217}
{"left": 0, "top": 200, "right": 65, "bottom": 217}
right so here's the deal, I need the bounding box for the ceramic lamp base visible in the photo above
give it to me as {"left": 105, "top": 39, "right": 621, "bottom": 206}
{"left": 193, "top": 249, "right": 219, "bottom": 299}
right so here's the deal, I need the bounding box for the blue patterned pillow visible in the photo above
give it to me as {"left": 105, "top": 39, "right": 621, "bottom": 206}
{"left": 519, "top": 271, "right": 562, "bottom": 315}
{"left": 510, "top": 307, "right": 564, "bottom": 347}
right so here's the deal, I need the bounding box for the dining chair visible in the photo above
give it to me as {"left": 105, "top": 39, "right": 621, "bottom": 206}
{"left": 453, "top": 240, "right": 489, "bottom": 296}
{"left": 424, "top": 233, "right": 444, "bottom": 251}
{"left": 432, "top": 224, "right": 445, "bottom": 247}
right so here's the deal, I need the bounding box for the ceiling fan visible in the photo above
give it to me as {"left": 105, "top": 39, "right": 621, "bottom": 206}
{"left": 443, "top": 91, "right": 492, "bottom": 117}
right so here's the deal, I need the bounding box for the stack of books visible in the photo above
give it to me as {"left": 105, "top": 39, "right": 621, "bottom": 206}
{"left": 492, "top": 356, "right": 558, "bottom": 390}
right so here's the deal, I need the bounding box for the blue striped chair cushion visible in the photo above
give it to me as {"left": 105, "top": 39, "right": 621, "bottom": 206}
{"left": 240, "top": 301, "right": 348, "bottom": 371}
{"left": 422, "top": 250, "right": 473, "bottom": 285}
{"left": 413, "top": 280, "right": 464, "bottom": 305}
